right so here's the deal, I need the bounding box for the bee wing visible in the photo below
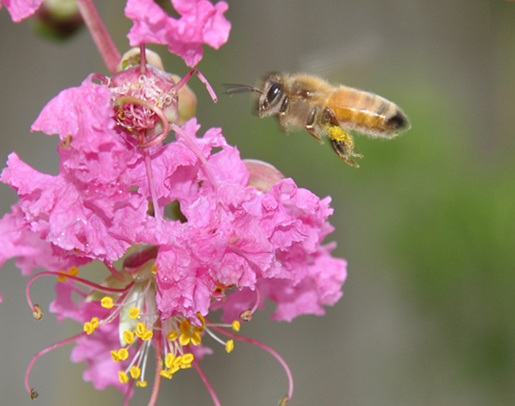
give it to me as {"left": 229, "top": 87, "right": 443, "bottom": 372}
{"left": 299, "top": 34, "right": 382, "bottom": 83}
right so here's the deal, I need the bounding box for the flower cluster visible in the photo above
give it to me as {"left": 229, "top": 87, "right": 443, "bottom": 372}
{"left": 1, "top": 0, "right": 347, "bottom": 405}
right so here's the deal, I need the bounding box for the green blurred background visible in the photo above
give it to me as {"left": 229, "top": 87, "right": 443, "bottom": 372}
{"left": 1, "top": 1, "right": 514, "bottom": 405}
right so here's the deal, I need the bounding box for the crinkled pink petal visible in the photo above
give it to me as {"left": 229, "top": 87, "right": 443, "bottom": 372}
{"left": 0, "top": 202, "right": 90, "bottom": 301}
{"left": 125, "top": 0, "right": 231, "bottom": 67}
{"left": 32, "top": 76, "right": 133, "bottom": 187}
{"left": 156, "top": 243, "right": 216, "bottom": 320}
{"left": 1, "top": 153, "right": 147, "bottom": 263}
{"left": 216, "top": 244, "right": 347, "bottom": 323}
{"left": 267, "top": 244, "right": 347, "bottom": 321}
{"left": 1, "top": 0, "right": 44, "bottom": 22}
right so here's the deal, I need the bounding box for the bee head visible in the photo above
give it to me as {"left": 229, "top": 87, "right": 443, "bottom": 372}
{"left": 258, "top": 74, "right": 287, "bottom": 118}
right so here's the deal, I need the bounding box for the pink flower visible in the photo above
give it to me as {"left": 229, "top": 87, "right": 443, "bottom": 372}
{"left": 2, "top": 41, "right": 345, "bottom": 404}
{"left": 0, "top": 0, "right": 44, "bottom": 22}
{"left": 125, "top": 0, "right": 231, "bottom": 67}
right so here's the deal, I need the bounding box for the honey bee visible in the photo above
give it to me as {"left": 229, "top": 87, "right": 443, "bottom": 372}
{"left": 226, "top": 73, "right": 410, "bottom": 167}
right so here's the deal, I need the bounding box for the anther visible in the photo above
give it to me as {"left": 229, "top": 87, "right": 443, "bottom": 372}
{"left": 32, "top": 304, "right": 43, "bottom": 321}
{"left": 30, "top": 389, "right": 38, "bottom": 400}
{"left": 279, "top": 396, "right": 289, "bottom": 406}
{"left": 240, "top": 309, "right": 253, "bottom": 321}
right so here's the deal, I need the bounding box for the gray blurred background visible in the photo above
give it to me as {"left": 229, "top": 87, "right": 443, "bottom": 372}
{"left": 1, "top": 1, "right": 514, "bottom": 405}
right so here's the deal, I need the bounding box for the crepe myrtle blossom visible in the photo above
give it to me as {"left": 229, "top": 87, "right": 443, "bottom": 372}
{"left": 12, "top": 89, "right": 347, "bottom": 402}
{"left": 1, "top": 0, "right": 346, "bottom": 405}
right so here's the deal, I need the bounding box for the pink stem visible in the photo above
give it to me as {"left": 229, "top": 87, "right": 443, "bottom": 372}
{"left": 26, "top": 271, "right": 133, "bottom": 314}
{"left": 124, "top": 379, "right": 135, "bottom": 406}
{"left": 103, "top": 260, "right": 125, "bottom": 282}
{"left": 175, "top": 69, "right": 218, "bottom": 102}
{"left": 193, "top": 360, "right": 221, "bottom": 406}
{"left": 140, "top": 43, "right": 147, "bottom": 76}
{"left": 143, "top": 147, "right": 163, "bottom": 225}
{"left": 25, "top": 331, "right": 87, "bottom": 397}
{"left": 210, "top": 325, "right": 294, "bottom": 402}
{"left": 170, "top": 122, "right": 220, "bottom": 189}
{"left": 76, "top": 0, "right": 121, "bottom": 73}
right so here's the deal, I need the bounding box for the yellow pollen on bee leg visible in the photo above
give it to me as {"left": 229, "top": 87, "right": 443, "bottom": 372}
{"left": 101, "top": 297, "right": 114, "bottom": 309}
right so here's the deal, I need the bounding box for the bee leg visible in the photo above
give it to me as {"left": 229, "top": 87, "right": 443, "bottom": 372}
{"left": 305, "top": 107, "right": 324, "bottom": 144}
{"left": 328, "top": 126, "right": 363, "bottom": 168}
{"left": 278, "top": 96, "right": 290, "bottom": 134}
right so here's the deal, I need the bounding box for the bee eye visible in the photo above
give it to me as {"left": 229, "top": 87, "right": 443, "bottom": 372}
{"left": 267, "top": 84, "right": 282, "bottom": 103}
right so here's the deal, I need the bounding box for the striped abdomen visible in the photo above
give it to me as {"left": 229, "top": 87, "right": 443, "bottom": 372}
{"left": 327, "top": 86, "right": 410, "bottom": 138}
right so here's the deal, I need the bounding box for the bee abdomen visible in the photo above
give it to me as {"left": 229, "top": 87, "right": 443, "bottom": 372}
{"left": 330, "top": 87, "right": 410, "bottom": 138}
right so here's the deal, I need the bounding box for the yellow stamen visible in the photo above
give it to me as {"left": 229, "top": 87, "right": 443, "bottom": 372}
{"left": 232, "top": 320, "right": 241, "bottom": 332}
{"left": 123, "top": 330, "right": 135, "bottom": 344}
{"left": 165, "top": 353, "right": 175, "bottom": 369}
{"left": 57, "top": 266, "right": 79, "bottom": 282}
{"left": 167, "top": 331, "right": 178, "bottom": 341}
{"left": 197, "top": 313, "right": 206, "bottom": 326}
{"left": 179, "top": 319, "right": 191, "bottom": 334}
{"left": 118, "top": 348, "right": 129, "bottom": 361}
{"left": 141, "top": 330, "right": 153, "bottom": 341}
{"left": 130, "top": 366, "right": 141, "bottom": 379}
{"left": 136, "top": 322, "right": 147, "bottom": 338}
{"left": 136, "top": 380, "right": 147, "bottom": 387}
{"left": 191, "top": 331, "right": 202, "bottom": 345}
{"left": 225, "top": 339, "right": 234, "bottom": 353}
{"left": 179, "top": 334, "right": 190, "bottom": 346}
{"left": 111, "top": 350, "right": 121, "bottom": 362}
{"left": 152, "top": 264, "right": 157, "bottom": 274}
{"left": 84, "top": 320, "right": 97, "bottom": 335}
{"left": 182, "top": 353, "right": 194, "bottom": 364}
{"left": 118, "top": 371, "right": 129, "bottom": 384}
{"left": 160, "top": 370, "right": 173, "bottom": 379}
{"left": 129, "top": 307, "right": 140, "bottom": 319}
{"left": 101, "top": 297, "right": 114, "bottom": 309}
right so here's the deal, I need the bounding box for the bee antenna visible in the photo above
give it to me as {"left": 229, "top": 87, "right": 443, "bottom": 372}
{"left": 222, "top": 84, "right": 263, "bottom": 95}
